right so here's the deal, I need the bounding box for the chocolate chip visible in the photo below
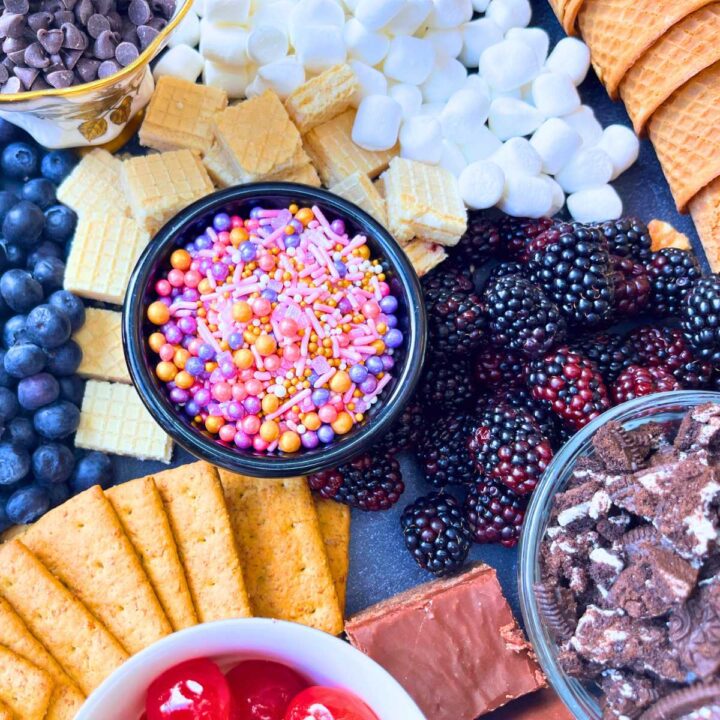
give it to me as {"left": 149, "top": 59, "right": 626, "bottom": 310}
{"left": 92, "top": 27, "right": 115, "bottom": 58}
{"left": 74, "top": 54, "right": 98, "bottom": 80}
{"left": 1, "top": 75, "right": 21, "bottom": 92}
{"left": 1, "top": 56, "right": 13, "bottom": 70}
{"left": 0, "top": 62, "right": 7, "bottom": 82}
{"left": 0, "top": 12, "right": 25, "bottom": 39}
{"left": 151, "top": 0, "right": 173, "bottom": 19}
{"left": 96, "top": 57, "right": 118, "bottom": 77}
{"left": 30, "top": 75, "right": 50, "bottom": 90}
{"left": 114, "top": 38, "right": 136, "bottom": 65}
{"left": 24, "top": 40, "right": 50, "bottom": 68}
{"left": 27, "top": 11, "right": 53, "bottom": 31}
{"left": 106, "top": 9, "right": 121, "bottom": 30}
{"left": 135, "top": 22, "right": 155, "bottom": 48}
{"left": 61, "top": 0, "right": 78, "bottom": 9}
{"left": 45, "top": 67, "right": 73, "bottom": 86}
{"left": 120, "top": 23, "right": 136, "bottom": 43}
{"left": 37, "top": 27, "right": 63, "bottom": 53}
{"left": 61, "top": 22, "right": 86, "bottom": 49}
{"left": 92, "top": 0, "right": 112, "bottom": 15}
{"left": 146, "top": 15, "right": 165, "bottom": 30}
{"left": 74, "top": 0, "right": 92, "bottom": 25}
{"left": 54, "top": 8, "right": 74, "bottom": 24}
{"left": 59, "top": 46, "right": 81, "bottom": 68}
{"left": 86, "top": 12, "right": 109, "bottom": 37}
{"left": 13, "top": 64, "right": 38, "bottom": 88}
{"left": 127, "top": 0, "right": 150, "bottom": 25}
{"left": 3, "top": 36, "right": 26, "bottom": 63}
{"left": 3, "top": 0, "right": 29, "bottom": 14}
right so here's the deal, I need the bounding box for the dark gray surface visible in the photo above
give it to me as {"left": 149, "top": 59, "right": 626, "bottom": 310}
{"left": 114, "top": 0, "right": 702, "bottom": 621}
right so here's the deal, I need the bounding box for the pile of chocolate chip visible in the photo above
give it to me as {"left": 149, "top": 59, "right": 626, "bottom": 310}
{"left": 0, "top": 0, "right": 176, "bottom": 93}
{"left": 537, "top": 403, "right": 720, "bottom": 720}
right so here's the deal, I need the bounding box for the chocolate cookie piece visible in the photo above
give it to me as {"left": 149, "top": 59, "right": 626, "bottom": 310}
{"left": 534, "top": 583, "right": 576, "bottom": 642}
{"left": 541, "top": 528, "right": 601, "bottom": 589}
{"left": 588, "top": 546, "right": 625, "bottom": 591}
{"left": 553, "top": 480, "right": 612, "bottom": 530}
{"left": 640, "top": 682, "right": 720, "bottom": 720}
{"left": 596, "top": 513, "right": 633, "bottom": 542}
{"left": 600, "top": 669, "right": 661, "bottom": 720}
{"left": 594, "top": 421, "right": 649, "bottom": 473}
{"left": 675, "top": 404, "right": 720, "bottom": 452}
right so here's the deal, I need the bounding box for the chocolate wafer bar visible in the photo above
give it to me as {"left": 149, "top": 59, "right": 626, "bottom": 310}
{"left": 0, "top": 644, "right": 53, "bottom": 720}
{"left": 330, "top": 171, "right": 387, "bottom": 225}
{"left": 74, "top": 307, "right": 130, "bottom": 383}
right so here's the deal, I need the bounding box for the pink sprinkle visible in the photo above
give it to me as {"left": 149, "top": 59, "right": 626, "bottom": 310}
{"left": 206, "top": 271, "right": 217, "bottom": 289}
{"left": 305, "top": 307, "right": 324, "bottom": 338}
{"left": 266, "top": 389, "right": 312, "bottom": 421}
{"left": 352, "top": 335, "right": 377, "bottom": 345}
{"left": 314, "top": 369, "right": 335, "bottom": 388}
{"left": 343, "top": 384, "right": 355, "bottom": 404}
{"left": 197, "top": 318, "right": 221, "bottom": 352}
{"left": 341, "top": 235, "right": 366, "bottom": 256}
{"left": 250, "top": 344, "right": 264, "bottom": 370}
{"left": 254, "top": 371, "right": 272, "bottom": 380}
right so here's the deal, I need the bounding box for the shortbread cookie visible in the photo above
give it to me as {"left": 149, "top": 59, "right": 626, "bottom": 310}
{"left": 74, "top": 308, "right": 130, "bottom": 383}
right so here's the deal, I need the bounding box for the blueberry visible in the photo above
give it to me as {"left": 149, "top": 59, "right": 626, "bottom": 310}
{"left": 0, "top": 118, "right": 20, "bottom": 145}
{"left": 0, "top": 442, "right": 30, "bottom": 484}
{"left": 0, "top": 386, "right": 18, "bottom": 423}
{"left": 0, "top": 270, "right": 43, "bottom": 313}
{"left": 44, "top": 340, "right": 82, "bottom": 376}
{"left": 0, "top": 191, "right": 18, "bottom": 224}
{"left": 45, "top": 481, "right": 70, "bottom": 507}
{"left": 17, "top": 373, "right": 59, "bottom": 410}
{"left": 6, "top": 485, "right": 49, "bottom": 524}
{"left": 70, "top": 451, "right": 113, "bottom": 493}
{"left": 25, "top": 305, "right": 71, "bottom": 350}
{"left": 48, "top": 290, "right": 85, "bottom": 332}
{"left": 58, "top": 375, "right": 84, "bottom": 405}
{"left": 2, "top": 314, "right": 28, "bottom": 348}
{"left": 2, "top": 243, "right": 26, "bottom": 268}
{"left": 2, "top": 200, "right": 45, "bottom": 247}
{"left": 32, "top": 443, "right": 74, "bottom": 484}
{"left": 32, "top": 257, "right": 65, "bottom": 291}
{"left": 27, "top": 241, "right": 62, "bottom": 268}
{"left": 1, "top": 142, "right": 39, "bottom": 180}
{"left": 0, "top": 350, "right": 13, "bottom": 388}
{"left": 21, "top": 178, "right": 56, "bottom": 210}
{"left": 33, "top": 400, "right": 80, "bottom": 439}
{"left": 0, "top": 495, "right": 10, "bottom": 532}
{"left": 43, "top": 205, "right": 77, "bottom": 244}
{"left": 4, "top": 343, "right": 46, "bottom": 378}
{"left": 40, "top": 150, "right": 76, "bottom": 185}
{"left": 5, "top": 417, "right": 37, "bottom": 450}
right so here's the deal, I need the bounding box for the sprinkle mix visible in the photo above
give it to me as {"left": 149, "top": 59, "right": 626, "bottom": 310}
{"left": 145, "top": 204, "right": 404, "bottom": 454}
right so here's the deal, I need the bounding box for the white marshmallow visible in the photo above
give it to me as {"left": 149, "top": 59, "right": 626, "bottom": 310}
{"left": 480, "top": 39, "right": 540, "bottom": 92}
{"left": 247, "top": 25, "right": 288, "bottom": 65}
{"left": 439, "top": 139, "right": 467, "bottom": 176}
{"left": 244, "top": 75, "right": 267, "bottom": 98}
{"left": 350, "top": 60, "right": 388, "bottom": 105}
{"left": 440, "top": 88, "right": 491, "bottom": 144}
{"left": 257, "top": 56, "right": 306, "bottom": 98}
{"left": 532, "top": 72, "right": 580, "bottom": 118}
{"left": 546, "top": 37, "right": 591, "bottom": 86}
{"left": 485, "top": 0, "right": 531, "bottom": 32}
{"left": 204, "top": 0, "right": 249, "bottom": 23}
{"left": 202, "top": 60, "right": 256, "bottom": 97}
{"left": 418, "top": 102, "right": 445, "bottom": 118}
{"left": 563, "top": 105, "right": 603, "bottom": 147}
{"left": 383, "top": 36, "right": 436, "bottom": 85}
{"left": 530, "top": 118, "right": 581, "bottom": 175}
{"left": 492, "top": 137, "right": 542, "bottom": 177}
{"left": 200, "top": 21, "right": 249, "bottom": 66}
{"left": 354, "top": 0, "right": 404, "bottom": 31}
{"left": 459, "top": 124, "right": 502, "bottom": 162}
{"left": 424, "top": 29, "right": 463, "bottom": 60}
{"left": 595, "top": 124, "right": 640, "bottom": 179}
{"left": 555, "top": 147, "right": 613, "bottom": 193}
{"left": 389, "top": 83, "right": 423, "bottom": 119}
{"left": 400, "top": 116, "right": 443, "bottom": 164}
{"left": 459, "top": 18, "right": 503, "bottom": 68}
{"left": 168, "top": 11, "right": 200, "bottom": 48}
{"left": 471, "top": 0, "right": 490, "bottom": 10}
{"left": 505, "top": 27, "right": 549, "bottom": 66}
{"left": 567, "top": 185, "right": 623, "bottom": 223}
{"left": 252, "top": 0, "right": 294, "bottom": 31}
{"left": 294, "top": 25, "right": 347, "bottom": 72}
{"left": 153, "top": 44, "right": 204, "bottom": 82}
{"left": 289, "top": 0, "right": 344, "bottom": 46}
{"left": 490, "top": 85, "right": 522, "bottom": 101}
{"left": 545, "top": 176, "right": 565, "bottom": 215}
{"left": 386, "top": 0, "right": 432, "bottom": 35}
{"left": 428, "top": 0, "right": 472, "bottom": 29}
{"left": 464, "top": 73, "right": 489, "bottom": 96}
{"left": 459, "top": 160, "right": 505, "bottom": 209}
{"left": 352, "top": 95, "right": 403, "bottom": 151}
{"left": 499, "top": 173, "right": 553, "bottom": 217}
{"left": 421, "top": 56, "right": 467, "bottom": 102}
{"left": 488, "top": 98, "right": 544, "bottom": 141}
{"left": 192, "top": 0, "right": 204, "bottom": 17}
{"left": 343, "top": 18, "right": 390, "bottom": 66}
{"left": 339, "top": 0, "right": 359, "bottom": 10}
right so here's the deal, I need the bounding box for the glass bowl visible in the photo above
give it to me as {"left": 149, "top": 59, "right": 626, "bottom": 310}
{"left": 518, "top": 390, "right": 720, "bottom": 719}
{"left": 122, "top": 182, "right": 427, "bottom": 478}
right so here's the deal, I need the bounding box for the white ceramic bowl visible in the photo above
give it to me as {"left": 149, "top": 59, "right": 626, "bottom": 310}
{"left": 76, "top": 618, "right": 427, "bottom": 720}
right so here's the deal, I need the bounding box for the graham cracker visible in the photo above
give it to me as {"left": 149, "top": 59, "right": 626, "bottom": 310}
{"left": 648, "top": 219, "right": 692, "bottom": 252}
{"left": 219, "top": 471, "right": 343, "bottom": 635}
{"left": 330, "top": 172, "right": 387, "bottom": 225}
{"left": 303, "top": 110, "right": 397, "bottom": 187}
{"left": 75, "top": 380, "right": 173, "bottom": 463}
{"left": 690, "top": 177, "right": 720, "bottom": 272}
{"left": 56, "top": 149, "right": 131, "bottom": 218}
{"left": 285, "top": 64, "right": 358, "bottom": 134}
{"left": 139, "top": 76, "right": 228, "bottom": 155}
{"left": 64, "top": 211, "right": 150, "bottom": 306}
{"left": 313, "top": 497, "right": 350, "bottom": 613}
{"left": 0, "top": 541, "right": 128, "bottom": 695}
{"left": 0, "top": 644, "right": 53, "bottom": 720}
{"left": 22, "top": 486, "right": 172, "bottom": 655}
{"left": 121, "top": 149, "right": 214, "bottom": 234}
{"left": 403, "top": 239, "right": 448, "bottom": 277}
{"left": 106, "top": 477, "right": 198, "bottom": 631}
{"left": 153, "top": 462, "right": 252, "bottom": 623}
{"left": 0, "top": 700, "right": 11, "bottom": 720}
{"left": 74, "top": 307, "right": 130, "bottom": 384}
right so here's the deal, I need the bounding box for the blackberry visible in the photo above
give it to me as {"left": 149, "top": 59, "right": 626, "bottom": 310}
{"left": 401, "top": 492, "right": 472, "bottom": 575}
{"left": 611, "top": 365, "right": 680, "bottom": 405}
{"left": 472, "top": 347, "right": 526, "bottom": 389}
{"left": 527, "top": 223, "right": 615, "bottom": 328}
{"left": 381, "top": 400, "right": 425, "bottom": 454}
{"left": 308, "top": 453, "right": 404, "bottom": 511}
{"left": 646, "top": 248, "right": 701, "bottom": 317}
{"left": 610, "top": 255, "right": 650, "bottom": 317}
{"left": 498, "top": 387, "right": 568, "bottom": 450}
{"left": 488, "top": 261, "right": 525, "bottom": 282}
{"left": 464, "top": 480, "right": 527, "bottom": 548}
{"left": 452, "top": 213, "right": 501, "bottom": 265}
{"left": 498, "top": 216, "right": 555, "bottom": 261}
{"left": 418, "top": 355, "right": 477, "bottom": 412}
{"left": 526, "top": 347, "right": 611, "bottom": 430}
{"left": 468, "top": 403, "right": 554, "bottom": 495}
{"left": 420, "top": 413, "right": 478, "bottom": 488}
{"left": 595, "top": 217, "right": 652, "bottom": 262}
{"left": 681, "top": 276, "right": 720, "bottom": 364}
{"left": 569, "top": 332, "right": 640, "bottom": 384}
{"left": 483, "top": 275, "right": 566, "bottom": 357}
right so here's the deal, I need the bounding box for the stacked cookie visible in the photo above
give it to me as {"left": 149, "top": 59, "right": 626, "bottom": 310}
{"left": 0, "top": 461, "right": 350, "bottom": 718}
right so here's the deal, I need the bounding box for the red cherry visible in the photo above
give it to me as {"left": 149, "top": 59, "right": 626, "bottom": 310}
{"left": 226, "top": 660, "right": 309, "bottom": 720}
{"left": 283, "top": 687, "right": 379, "bottom": 720}
{"left": 146, "top": 658, "right": 235, "bottom": 720}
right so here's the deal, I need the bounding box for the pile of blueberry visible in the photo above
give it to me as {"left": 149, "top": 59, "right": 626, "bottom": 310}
{"left": 0, "top": 118, "right": 113, "bottom": 530}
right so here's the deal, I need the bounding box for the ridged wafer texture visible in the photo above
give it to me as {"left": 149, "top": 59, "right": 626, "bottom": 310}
{"left": 577, "top": 0, "right": 714, "bottom": 98}
{"left": 619, "top": 4, "right": 720, "bottom": 133}
{"left": 648, "top": 219, "right": 692, "bottom": 252}
{"left": 403, "top": 239, "right": 448, "bottom": 277}
{"left": 690, "top": 176, "right": 720, "bottom": 272}
{"left": 0, "top": 644, "right": 53, "bottom": 720}
{"left": 648, "top": 61, "right": 720, "bottom": 212}
{"left": 265, "top": 159, "right": 322, "bottom": 186}
{"left": 74, "top": 307, "right": 130, "bottom": 384}
{"left": 203, "top": 141, "right": 236, "bottom": 188}
{"left": 330, "top": 171, "right": 387, "bottom": 225}
{"left": 639, "top": 681, "right": 720, "bottom": 720}
{"left": 548, "top": 0, "right": 586, "bottom": 34}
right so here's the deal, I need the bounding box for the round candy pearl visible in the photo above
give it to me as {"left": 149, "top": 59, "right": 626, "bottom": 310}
{"left": 198, "top": 344, "right": 215, "bottom": 361}
{"left": 155, "top": 279, "right": 172, "bottom": 296}
{"left": 284, "top": 344, "right": 300, "bottom": 362}
{"left": 381, "top": 355, "right": 395, "bottom": 370}
{"left": 148, "top": 301, "right": 170, "bottom": 325}
{"left": 227, "top": 401, "right": 244, "bottom": 420}
{"left": 243, "top": 396, "right": 261, "bottom": 414}
{"left": 385, "top": 328, "right": 403, "bottom": 348}
{"left": 261, "top": 288, "right": 279, "bottom": 302}
{"left": 228, "top": 332, "right": 243, "bottom": 350}
{"left": 366, "top": 356, "right": 383, "bottom": 375}
{"left": 252, "top": 297, "right": 272, "bottom": 317}
{"left": 242, "top": 415, "right": 261, "bottom": 434}
{"left": 378, "top": 282, "right": 390, "bottom": 296}
{"left": 220, "top": 362, "right": 237, "bottom": 379}
{"left": 185, "top": 400, "right": 200, "bottom": 416}
{"left": 177, "top": 317, "right": 196, "bottom": 335}
{"left": 362, "top": 301, "right": 380, "bottom": 319}
{"left": 184, "top": 270, "right": 201, "bottom": 288}
{"left": 318, "top": 404, "right": 338, "bottom": 423}
{"left": 311, "top": 389, "right": 330, "bottom": 407}
{"left": 195, "top": 388, "right": 211, "bottom": 407}
{"left": 253, "top": 436, "right": 269, "bottom": 451}
{"left": 330, "top": 219, "right": 345, "bottom": 235}
{"left": 301, "top": 430, "right": 319, "bottom": 449}
{"left": 279, "top": 430, "right": 301, "bottom": 452}
{"left": 165, "top": 325, "right": 183, "bottom": 344}
{"left": 280, "top": 318, "right": 298, "bottom": 337}
{"left": 234, "top": 431, "right": 253, "bottom": 449}
{"left": 380, "top": 295, "right": 398, "bottom": 314}
{"left": 212, "top": 262, "right": 229, "bottom": 281}
{"left": 264, "top": 354, "right": 281, "bottom": 372}
{"left": 169, "top": 388, "right": 189, "bottom": 404}
{"left": 196, "top": 234, "right": 212, "bottom": 250}
{"left": 338, "top": 298, "right": 352, "bottom": 315}
{"left": 360, "top": 376, "right": 377, "bottom": 394}
{"left": 348, "top": 364, "right": 368, "bottom": 384}
{"left": 258, "top": 255, "right": 275, "bottom": 272}
{"left": 239, "top": 242, "right": 257, "bottom": 262}
{"left": 168, "top": 269, "right": 185, "bottom": 287}
{"left": 232, "top": 384, "right": 247, "bottom": 401}
{"left": 159, "top": 344, "right": 175, "bottom": 362}
{"left": 317, "top": 424, "right": 335, "bottom": 444}
{"left": 245, "top": 379, "right": 263, "bottom": 396}
{"left": 214, "top": 213, "right": 231, "bottom": 231}
{"left": 219, "top": 424, "right": 236, "bottom": 443}
{"left": 212, "top": 383, "right": 232, "bottom": 402}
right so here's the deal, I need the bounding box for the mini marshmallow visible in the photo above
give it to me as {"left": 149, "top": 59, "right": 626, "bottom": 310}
{"left": 289, "top": 0, "right": 345, "bottom": 44}
{"left": 485, "top": 0, "right": 531, "bottom": 32}
{"left": 459, "top": 160, "right": 505, "bottom": 209}
{"left": 563, "top": 105, "right": 603, "bottom": 147}
{"left": 204, "top": 0, "right": 249, "bottom": 23}
{"left": 354, "top": 0, "right": 404, "bottom": 31}
{"left": 244, "top": 75, "right": 267, "bottom": 98}
{"left": 294, "top": 25, "right": 347, "bottom": 73}
{"left": 352, "top": 95, "right": 402, "bottom": 151}
{"left": 471, "top": 0, "right": 490, "bottom": 10}
{"left": 350, "top": 60, "right": 388, "bottom": 105}
{"left": 530, "top": 118, "right": 582, "bottom": 175}
{"left": 532, "top": 72, "right": 580, "bottom": 118}
{"left": 505, "top": 27, "right": 549, "bottom": 66}
{"left": 252, "top": 0, "right": 294, "bottom": 31}
{"left": 386, "top": 0, "right": 432, "bottom": 35}
{"left": 343, "top": 18, "right": 390, "bottom": 66}
{"left": 257, "top": 56, "right": 306, "bottom": 98}
{"left": 546, "top": 36, "right": 591, "bottom": 86}
{"left": 340, "top": 0, "right": 359, "bottom": 10}
{"left": 440, "top": 88, "right": 491, "bottom": 144}
{"left": 546, "top": 176, "right": 565, "bottom": 216}
{"left": 555, "top": 147, "right": 614, "bottom": 193}
{"left": 480, "top": 39, "right": 540, "bottom": 92}
{"left": 418, "top": 102, "right": 445, "bottom": 118}
{"left": 567, "top": 185, "right": 623, "bottom": 223}
{"left": 428, "top": 0, "right": 472, "bottom": 29}
{"left": 421, "top": 56, "right": 467, "bottom": 102}
{"left": 200, "top": 21, "right": 249, "bottom": 66}
{"left": 424, "top": 29, "right": 463, "bottom": 60}
{"left": 490, "top": 85, "right": 522, "bottom": 101}
{"left": 192, "top": 0, "right": 204, "bottom": 17}
{"left": 465, "top": 73, "right": 489, "bottom": 96}
{"left": 499, "top": 173, "right": 553, "bottom": 217}
{"left": 400, "top": 115, "right": 443, "bottom": 164}
{"left": 439, "top": 139, "right": 467, "bottom": 176}
{"left": 488, "top": 98, "right": 544, "bottom": 141}
{"left": 596, "top": 124, "right": 640, "bottom": 179}
{"left": 459, "top": 18, "right": 503, "bottom": 68}
{"left": 153, "top": 43, "right": 204, "bottom": 82}
{"left": 383, "top": 36, "right": 435, "bottom": 86}
{"left": 459, "top": 124, "right": 502, "bottom": 162}
{"left": 203, "top": 60, "right": 256, "bottom": 97}
{"left": 492, "top": 137, "right": 542, "bottom": 177}
{"left": 389, "top": 83, "right": 423, "bottom": 119}
{"left": 247, "top": 25, "right": 288, "bottom": 66}
{"left": 167, "top": 11, "right": 200, "bottom": 48}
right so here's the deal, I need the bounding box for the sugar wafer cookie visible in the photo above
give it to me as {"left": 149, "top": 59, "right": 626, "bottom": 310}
{"left": 203, "top": 141, "right": 237, "bottom": 187}
{"left": 314, "top": 497, "right": 351, "bottom": 612}
{"left": 74, "top": 308, "right": 130, "bottom": 384}
{"left": 690, "top": 177, "right": 720, "bottom": 273}
{"left": 648, "top": 219, "right": 692, "bottom": 252}
{"left": 267, "top": 162, "right": 322, "bottom": 187}
{"left": 403, "top": 239, "right": 448, "bottom": 277}
{"left": 330, "top": 172, "right": 387, "bottom": 225}
{"left": 0, "top": 645, "right": 53, "bottom": 720}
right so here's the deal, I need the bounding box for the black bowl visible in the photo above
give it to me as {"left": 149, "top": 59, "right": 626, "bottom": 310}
{"left": 122, "top": 183, "right": 427, "bottom": 477}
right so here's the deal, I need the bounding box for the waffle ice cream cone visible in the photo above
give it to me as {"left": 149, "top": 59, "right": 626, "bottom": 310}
{"left": 648, "top": 61, "right": 720, "bottom": 212}
{"left": 690, "top": 177, "right": 720, "bottom": 272}
{"left": 619, "top": 4, "right": 720, "bottom": 133}
{"left": 548, "top": 0, "right": 586, "bottom": 34}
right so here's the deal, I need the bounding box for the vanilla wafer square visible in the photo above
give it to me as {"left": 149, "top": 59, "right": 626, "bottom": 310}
{"left": 64, "top": 211, "right": 150, "bottom": 305}
{"left": 285, "top": 64, "right": 358, "bottom": 134}
{"left": 272, "top": 162, "right": 322, "bottom": 187}
{"left": 74, "top": 307, "right": 130, "bottom": 384}
{"left": 121, "top": 150, "right": 214, "bottom": 234}
{"left": 330, "top": 172, "right": 386, "bottom": 225}
{"left": 648, "top": 219, "right": 692, "bottom": 252}
{"left": 203, "top": 141, "right": 238, "bottom": 187}
{"left": 403, "top": 239, "right": 448, "bottom": 277}
{"left": 139, "top": 77, "right": 228, "bottom": 155}
{"left": 75, "top": 380, "right": 173, "bottom": 463}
